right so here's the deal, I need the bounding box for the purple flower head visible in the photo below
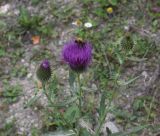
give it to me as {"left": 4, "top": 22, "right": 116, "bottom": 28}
{"left": 41, "top": 60, "right": 50, "bottom": 69}
{"left": 62, "top": 38, "right": 92, "bottom": 72}
{"left": 37, "top": 60, "right": 51, "bottom": 82}
{"left": 151, "top": 7, "right": 160, "bottom": 13}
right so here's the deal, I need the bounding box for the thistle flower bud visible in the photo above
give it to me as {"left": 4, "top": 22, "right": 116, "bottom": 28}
{"left": 62, "top": 38, "right": 92, "bottom": 72}
{"left": 121, "top": 33, "right": 134, "bottom": 50}
{"left": 36, "top": 60, "right": 51, "bottom": 83}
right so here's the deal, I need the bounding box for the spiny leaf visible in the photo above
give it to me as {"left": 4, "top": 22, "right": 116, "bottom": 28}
{"left": 110, "top": 124, "right": 150, "bottom": 136}
{"left": 64, "top": 104, "right": 80, "bottom": 123}
{"left": 117, "top": 75, "right": 140, "bottom": 86}
{"left": 99, "top": 91, "right": 107, "bottom": 118}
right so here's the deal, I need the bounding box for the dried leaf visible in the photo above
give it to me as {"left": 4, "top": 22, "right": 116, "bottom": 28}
{"left": 37, "top": 80, "right": 42, "bottom": 89}
{"left": 32, "top": 35, "right": 40, "bottom": 44}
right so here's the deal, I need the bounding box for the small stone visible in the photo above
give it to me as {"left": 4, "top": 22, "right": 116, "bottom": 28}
{"left": 105, "top": 121, "right": 119, "bottom": 133}
{"left": 105, "top": 113, "right": 115, "bottom": 121}
{"left": 0, "top": 4, "right": 10, "bottom": 14}
{"left": 31, "top": 120, "right": 35, "bottom": 124}
{"left": 142, "top": 71, "right": 148, "bottom": 79}
{"left": 14, "top": 9, "right": 19, "bottom": 15}
{"left": 34, "top": 123, "right": 39, "bottom": 127}
{"left": 21, "top": 59, "right": 25, "bottom": 63}
{"left": 24, "top": 63, "right": 29, "bottom": 67}
{"left": 20, "top": 127, "right": 25, "bottom": 132}
{"left": 34, "top": 107, "right": 38, "bottom": 110}
{"left": 91, "top": 84, "right": 97, "bottom": 91}
{"left": 27, "top": 73, "right": 32, "bottom": 79}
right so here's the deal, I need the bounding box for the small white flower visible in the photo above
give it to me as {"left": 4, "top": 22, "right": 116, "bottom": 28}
{"left": 84, "top": 22, "right": 92, "bottom": 28}
{"left": 124, "top": 26, "right": 129, "bottom": 31}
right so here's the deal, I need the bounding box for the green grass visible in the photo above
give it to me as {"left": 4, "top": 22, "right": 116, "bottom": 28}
{"left": 2, "top": 83, "right": 23, "bottom": 104}
{"left": 18, "top": 7, "right": 43, "bottom": 32}
{"left": 0, "top": 120, "right": 17, "bottom": 136}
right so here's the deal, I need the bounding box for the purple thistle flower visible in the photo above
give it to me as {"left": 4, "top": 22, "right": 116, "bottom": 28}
{"left": 151, "top": 7, "right": 160, "bottom": 13}
{"left": 62, "top": 38, "right": 92, "bottom": 72}
{"left": 41, "top": 60, "right": 50, "bottom": 69}
{"left": 36, "top": 60, "right": 51, "bottom": 82}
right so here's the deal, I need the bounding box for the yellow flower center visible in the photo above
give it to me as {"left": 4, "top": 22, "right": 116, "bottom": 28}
{"left": 106, "top": 7, "right": 113, "bottom": 14}
{"left": 75, "top": 19, "right": 82, "bottom": 26}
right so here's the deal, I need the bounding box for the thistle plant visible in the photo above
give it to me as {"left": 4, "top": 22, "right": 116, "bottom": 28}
{"left": 36, "top": 60, "right": 51, "bottom": 83}
{"left": 121, "top": 32, "right": 134, "bottom": 51}
{"left": 36, "top": 60, "right": 52, "bottom": 103}
{"left": 61, "top": 38, "right": 92, "bottom": 135}
{"left": 31, "top": 37, "right": 115, "bottom": 136}
{"left": 28, "top": 34, "right": 153, "bottom": 136}
{"left": 31, "top": 38, "right": 115, "bottom": 136}
{"left": 62, "top": 38, "right": 92, "bottom": 115}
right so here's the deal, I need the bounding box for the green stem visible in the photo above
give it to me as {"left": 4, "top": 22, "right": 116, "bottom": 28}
{"left": 42, "top": 83, "right": 77, "bottom": 134}
{"left": 77, "top": 73, "right": 83, "bottom": 116}
{"left": 76, "top": 73, "right": 83, "bottom": 136}
{"left": 95, "top": 111, "right": 107, "bottom": 136}
{"left": 42, "top": 83, "right": 54, "bottom": 106}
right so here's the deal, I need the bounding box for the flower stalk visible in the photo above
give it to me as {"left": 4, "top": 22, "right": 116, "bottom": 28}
{"left": 77, "top": 73, "right": 83, "bottom": 116}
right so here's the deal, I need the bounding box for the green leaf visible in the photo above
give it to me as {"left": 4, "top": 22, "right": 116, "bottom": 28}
{"left": 117, "top": 76, "right": 140, "bottom": 86}
{"left": 19, "top": 7, "right": 30, "bottom": 25}
{"left": 24, "top": 94, "right": 41, "bottom": 108}
{"left": 109, "top": 0, "right": 118, "bottom": 6}
{"left": 0, "top": 48, "right": 6, "bottom": 57}
{"left": 42, "top": 130, "right": 75, "bottom": 136}
{"left": 64, "top": 105, "right": 80, "bottom": 123}
{"left": 81, "top": 128, "right": 92, "bottom": 136}
{"left": 99, "top": 91, "right": 106, "bottom": 118}
{"left": 115, "top": 52, "right": 124, "bottom": 65}
{"left": 127, "top": 56, "right": 147, "bottom": 62}
{"left": 31, "top": 0, "right": 40, "bottom": 5}
{"left": 0, "top": 20, "right": 7, "bottom": 31}
{"left": 69, "top": 70, "right": 76, "bottom": 88}
{"left": 48, "top": 75, "right": 58, "bottom": 98}
{"left": 94, "top": 8, "right": 105, "bottom": 18}
{"left": 133, "top": 99, "right": 144, "bottom": 111}
{"left": 149, "top": 124, "right": 160, "bottom": 133}
{"left": 49, "top": 97, "right": 77, "bottom": 107}
{"left": 110, "top": 125, "right": 150, "bottom": 136}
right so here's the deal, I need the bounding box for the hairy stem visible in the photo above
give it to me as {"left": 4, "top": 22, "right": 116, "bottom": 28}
{"left": 77, "top": 73, "right": 83, "bottom": 136}
{"left": 77, "top": 73, "right": 83, "bottom": 116}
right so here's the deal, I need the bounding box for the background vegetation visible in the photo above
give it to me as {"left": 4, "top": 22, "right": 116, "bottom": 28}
{"left": 0, "top": 0, "right": 160, "bottom": 135}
